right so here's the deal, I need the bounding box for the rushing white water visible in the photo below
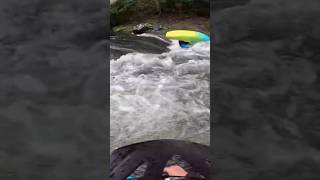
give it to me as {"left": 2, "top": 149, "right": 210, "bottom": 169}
{"left": 110, "top": 39, "right": 210, "bottom": 151}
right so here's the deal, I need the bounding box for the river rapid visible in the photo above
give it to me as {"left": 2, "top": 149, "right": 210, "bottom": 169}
{"left": 110, "top": 35, "right": 210, "bottom": 151}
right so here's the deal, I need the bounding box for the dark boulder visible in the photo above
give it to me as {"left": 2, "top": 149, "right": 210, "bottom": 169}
{"left": 132, "top": 23, "right": 153, "bottom": 34}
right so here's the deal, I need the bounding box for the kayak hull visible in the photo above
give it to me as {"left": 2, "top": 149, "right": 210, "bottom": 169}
{"left": 165, "top": 30, "right": 209, "bottom": 44}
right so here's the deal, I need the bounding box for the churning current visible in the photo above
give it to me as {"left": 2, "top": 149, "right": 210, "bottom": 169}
{"left": 110, "top": 36, "right": 210, "bottom": 151}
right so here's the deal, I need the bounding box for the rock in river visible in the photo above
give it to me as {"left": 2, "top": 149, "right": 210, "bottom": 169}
{"left": 132, "top": 23, "right": 153, "bottom": 34}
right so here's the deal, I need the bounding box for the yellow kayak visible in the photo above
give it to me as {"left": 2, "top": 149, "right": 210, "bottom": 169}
{"left": 165, "top": 30, "right": 210, "bottom": 44}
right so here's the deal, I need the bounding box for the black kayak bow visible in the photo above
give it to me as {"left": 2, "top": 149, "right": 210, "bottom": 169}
{"left": 110, "top": 140, "right": 211, "bottom": 180}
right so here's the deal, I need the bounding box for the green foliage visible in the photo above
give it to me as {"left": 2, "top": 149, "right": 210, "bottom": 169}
{"left": 159, "top": 0, "right": 209, "bottom": 8}
{"left": 111, "top": 0, "right": 138, "bottom": 26}
{"left": 159, "top": 0, "right": 209, "bottom": 15}
{"left": 111, "top": 0, "right": 209, "bottom": 27}
{"left": 111, "top": 0, "right": 137, "bottom": 14}
{"left": 181, "top": 0, "right": 195, "bottom": 7}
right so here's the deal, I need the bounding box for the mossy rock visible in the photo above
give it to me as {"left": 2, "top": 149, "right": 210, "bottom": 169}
{"left": 112, "top": 25, "right": 133, "bottom": 33}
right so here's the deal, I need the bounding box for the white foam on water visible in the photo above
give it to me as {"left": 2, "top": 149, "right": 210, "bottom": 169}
{"left": 110, "top": 40, "right": 210, "bottom": 150}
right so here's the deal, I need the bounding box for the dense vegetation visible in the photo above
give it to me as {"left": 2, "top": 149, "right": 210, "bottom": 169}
{"left": 111, "top": 0, "right": 209, "bottom": 27}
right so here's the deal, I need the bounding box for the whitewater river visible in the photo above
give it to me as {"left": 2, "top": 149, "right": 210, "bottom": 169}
{"left": 110, "top": 34, "right": 210, "bottom": 151}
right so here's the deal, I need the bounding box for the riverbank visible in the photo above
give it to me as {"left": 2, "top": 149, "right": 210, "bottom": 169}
{"left": 111, "top": 0, "right": 209, "bottom": 35}
{"left": 112, "top": 13, "right": 209, "bottom": 35}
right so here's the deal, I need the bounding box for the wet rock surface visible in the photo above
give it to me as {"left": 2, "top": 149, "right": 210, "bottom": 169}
{"left": 132, "top": 23, "right": 153, "bottom": 34}
{"left": 110, "top": 34, "right": 170, "bottom": 60}
{"left": 213, "top": 0, "right": 320, "bottom": 179}
{"left": 0, "top": 0, "right": 107, "bottom": 179}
